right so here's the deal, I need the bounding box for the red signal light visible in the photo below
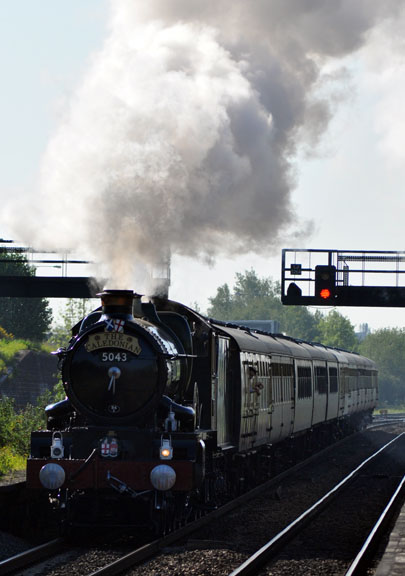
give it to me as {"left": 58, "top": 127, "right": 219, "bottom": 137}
{"left": 315, "top": 265, "right": 336, "bottom": 302}
{"left": 320, "top": 288, "right": 331, "bottom": 299}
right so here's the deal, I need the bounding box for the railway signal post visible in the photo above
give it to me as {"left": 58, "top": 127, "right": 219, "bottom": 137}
{"left": 282, "top": 249, "right": 405, "bottom": 307}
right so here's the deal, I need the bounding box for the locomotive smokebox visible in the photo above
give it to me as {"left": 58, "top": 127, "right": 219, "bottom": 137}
{"left": 62, "top": 287, "right": 182, "bottom": 425}
{"left": 97, "top": 289, "right": 142, "bottom": 319}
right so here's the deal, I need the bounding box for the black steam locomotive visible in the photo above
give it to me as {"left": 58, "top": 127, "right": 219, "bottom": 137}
{"left": 26, "top": 290, "right": 378, "bottom": 533}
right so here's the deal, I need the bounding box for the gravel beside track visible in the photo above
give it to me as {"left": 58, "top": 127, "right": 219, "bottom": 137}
{"left": 0, "top": 531, "right": 32, "bottom": 562}
{"left": 11, "top": 547, "right": 133, "bottom": 576}
{"left": 259, "top": 437, "right": 405, "bottom": 575}
{"left": 123, "top": 427, "right": 403, "bottom": 576}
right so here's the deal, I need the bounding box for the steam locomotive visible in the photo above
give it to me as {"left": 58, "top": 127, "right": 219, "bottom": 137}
{"left": 26, "top": 290, "right": 378, "bottom": 533}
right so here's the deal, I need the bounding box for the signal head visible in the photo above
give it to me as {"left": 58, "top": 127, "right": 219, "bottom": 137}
{"left": 315, "top": 265, "right": 336, "bottom": 302}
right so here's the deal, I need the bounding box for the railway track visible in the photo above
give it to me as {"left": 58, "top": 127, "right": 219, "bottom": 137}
{"left": 371, "top": 413, "right": 405, "bottom": 428}
{"left": 229, "top": 431, "right": 405, "bottom": 576}
{"left": 346, "top": 473, "right": 405, "bottom": 576}
{"left": 0, "top": 537, "right": 139, "bottom": 576}
{"left": 109, "top": 426, "right": 404, "bottom": 576}
{"left": 373, "top": 412, "right": 405, "bottom": 420}
{"left": 0, "top": 538, "right": 65, "bottom": 576}
{"left": 0, "top": 425, "right": 403, "bottom": 575}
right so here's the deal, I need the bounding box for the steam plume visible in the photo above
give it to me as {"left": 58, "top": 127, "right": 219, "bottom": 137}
{"left": 8, "top": 0, "right": 405, "bottom": 290}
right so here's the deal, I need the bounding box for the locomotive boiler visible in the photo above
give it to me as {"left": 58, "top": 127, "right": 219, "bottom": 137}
{"left": 26, "top": 289, "right": 378, "bottom": 533}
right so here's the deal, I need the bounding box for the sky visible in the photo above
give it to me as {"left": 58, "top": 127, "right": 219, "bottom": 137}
{"left": 2, "top": 1, "right": 405, "bottom": 331}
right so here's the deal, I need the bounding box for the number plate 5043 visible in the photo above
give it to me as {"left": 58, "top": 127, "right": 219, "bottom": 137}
{"left": 101, "top": 352, "right": 128, "bottom": 362}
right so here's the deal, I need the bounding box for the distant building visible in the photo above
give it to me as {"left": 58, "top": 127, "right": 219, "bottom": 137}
{"left": 356, "top": 323, "right": 370, "bottom": 342}
{"left": 232, "top": 319, "right": 281, "bottom": 334}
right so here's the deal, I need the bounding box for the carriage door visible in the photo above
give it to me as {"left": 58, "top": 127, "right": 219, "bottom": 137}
{"left": 214, "top": 336, "right": 231, "bottom": 446}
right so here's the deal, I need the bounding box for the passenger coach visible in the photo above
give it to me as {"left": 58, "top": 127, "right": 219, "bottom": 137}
{"left": 208, "top": 321, "right": 378, "bottom": 453}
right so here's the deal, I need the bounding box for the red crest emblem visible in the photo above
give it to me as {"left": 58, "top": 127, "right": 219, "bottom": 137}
{"left": 100, "top": 435, "right": 119, "bottom": 458}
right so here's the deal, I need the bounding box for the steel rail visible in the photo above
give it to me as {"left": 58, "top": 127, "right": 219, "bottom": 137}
{"left": 368, "top": 419, "right": 405, "bottom": 430}
{"left": 373, "top": 413, "right": 405, "bottom": 420}
{"left": 0, "top": 538, "right": 65, "bottom": 576}
{"left": 227, "top": 432, "right": 405, "bottom": 576}
{"left": 344, "top": 473, "right": 405, "bottom": 576}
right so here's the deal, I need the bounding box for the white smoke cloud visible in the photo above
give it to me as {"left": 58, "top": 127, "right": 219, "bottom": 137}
{"left": 8, "top": 0, "right": 405, "bottom": 290}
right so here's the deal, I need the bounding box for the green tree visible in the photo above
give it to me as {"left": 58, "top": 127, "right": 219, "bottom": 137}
{"left": 283, "top": 307, "right": 321, "bottom": 342}
{"left": 59, "top": 298, "right": 94, "bottom": 329}
{"left": 207, "top": 269, "right": 283, "bottom": 321}
{"left": 317, "top": 309, "right": 357, "bottom": 351}
{"left": 207, "top": 284, "right": 233, "bottom": 319}
{"left": 0, "top": 252, "right": 52, "bottom": 341}
{"left": 359, "top": 328, "right": 405, "bottom": 406}
{"left": 51, "top": 298, "right": 95, "bottom": 346}
{"left": 207, "top": 269, "right": 319, "bottom": 340}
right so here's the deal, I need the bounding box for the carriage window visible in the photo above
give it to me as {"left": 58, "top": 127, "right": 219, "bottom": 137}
{"left": 315, "top": 366, "right": 327, "bottom": 395}
{"left": 272, "top": 363, "right": 281, "bottom": 402}
{"left": 359, "top": 369, "right": 372, "bottom": 389}
{"left": 329, "top": 367, "right": 338, "bottom": 393}
{"left": 348, "top": 368, "right": 358, "bottom": 392}
{"left": 372, "top": 371, "right": 378, "bottom": 389}
{"left": 283, "top": 364, "right": 293, "bottom": 377}
{"left": 297, "top": 366, "right": 312, "bottom": 399}
{"left": 282, "top": 364, "right": 293, "bottom": 403}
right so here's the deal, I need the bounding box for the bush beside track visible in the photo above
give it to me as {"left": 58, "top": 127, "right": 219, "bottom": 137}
{"left": 0, "top": 335, "right": 64, "bottom": 476}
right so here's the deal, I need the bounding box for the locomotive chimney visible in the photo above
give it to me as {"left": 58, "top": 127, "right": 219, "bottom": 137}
{"left": 97, "top": 289, "right": 142, "bottom": 319}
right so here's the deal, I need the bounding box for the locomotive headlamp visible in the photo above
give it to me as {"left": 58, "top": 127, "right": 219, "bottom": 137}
{"left": 160, "top": 437, "right": 173, "bottom": 460}
{"left": 39, "top": 463, "right": 66, "bottom": 490}
{"left": 150, "top": 464, "right": 176, "bottom": 491}
{"left": 50, "top": 431, "right": 64, "bottom": 459}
